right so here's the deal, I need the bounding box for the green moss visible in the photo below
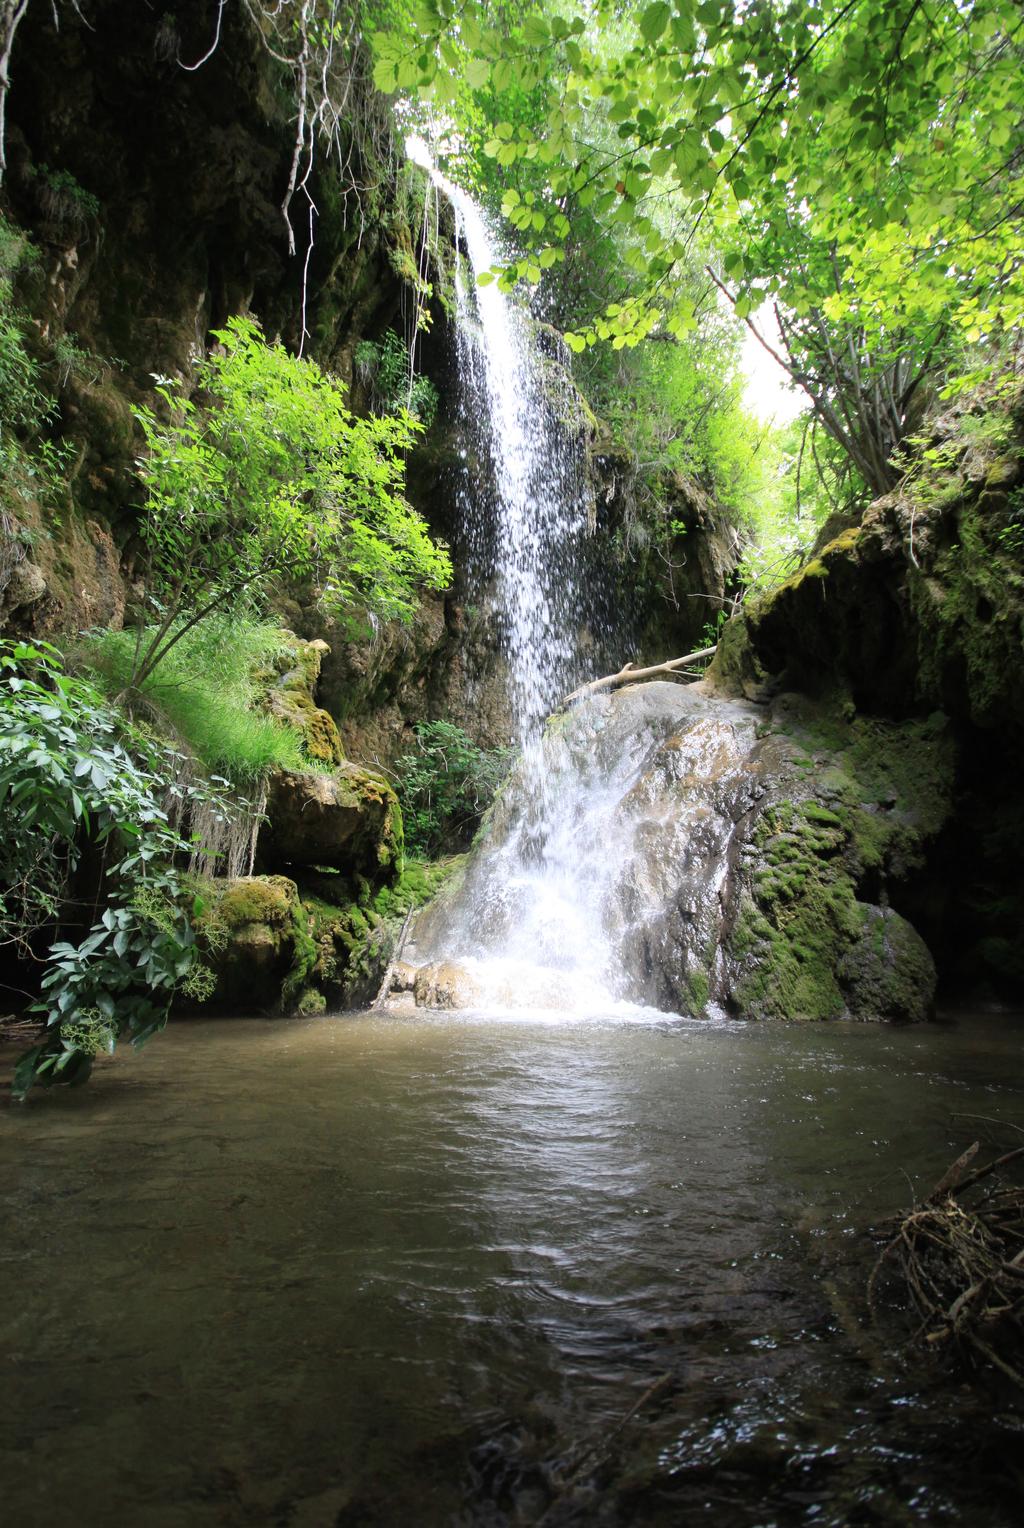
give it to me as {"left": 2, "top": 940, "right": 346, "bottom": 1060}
{"left": 270, "top": 687, "right": 344, "bottom": 763}
{"left": 362, "top": 853, "right": 466, "bottom": 920}
{"left": 379, "top": 795, "right": 405, "bottom": 872}
{"left": 908, "top": 487, "right": 1024, "bottom": 728}
{"left": 730, "top": 799, "right": 873, "bottom": 1019}
{"left": 290, "top": 856, "right": 465, "bottom": 1010}
{"left": 686, "top": 969, "right": 710, "bottom": 1013}
{"left": 707, "top": 612, "right": 771, "bottom": 696}
{"left": 281, "top": 901, "right": 320, "bottom": 1014}
{"left": 802, "top": 803, "right": 842, "bottom": 827}
{"left": 294, "top": 987, "right": 327, "bottom": 1016}
{"left": 729, "top": 704, "right": 953, "bottom": 1019}
{"left": 217, "top": 875, "right": 297, "bottom": 932}
{"left": 837, "top": 905, "right": 935, "bottom": 1021}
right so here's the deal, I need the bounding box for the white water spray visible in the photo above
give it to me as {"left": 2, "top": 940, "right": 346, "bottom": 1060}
{"left": 406, "top": 141, "right": 719, "bottom": 1018}
{"left": 408, "top": 136, "right": 591, "bottom": 751}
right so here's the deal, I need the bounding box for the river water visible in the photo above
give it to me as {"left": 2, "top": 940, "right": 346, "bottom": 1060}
{"left": 2, "top": 1009, "right": 1022, "bottom": 1526}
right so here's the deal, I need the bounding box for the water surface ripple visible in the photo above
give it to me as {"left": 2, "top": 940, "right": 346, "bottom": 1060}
{"left": 2, "top": 1011, "right": 1023, "bottom": 1526}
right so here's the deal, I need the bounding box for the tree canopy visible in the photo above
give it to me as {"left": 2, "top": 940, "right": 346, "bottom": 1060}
{"left": 372, "top": 0, "right": 1024, "bottom": 490}
{"left": 129, "top": 315, "right": 452, "bottom": 690}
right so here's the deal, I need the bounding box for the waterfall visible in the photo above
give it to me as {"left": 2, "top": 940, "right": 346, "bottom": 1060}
{"left": 405, "top": 141, "right": 743, "bottom": 1019}
{"left": 408, "top": 137, "right": 592, "bottom": 752}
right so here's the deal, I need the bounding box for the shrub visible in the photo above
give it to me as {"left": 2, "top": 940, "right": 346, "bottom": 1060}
{"left": 354, "top": 329, "right": 439, "bottom": 426}
{"left": 81, "top": 615, "right": 307, "bottom": 785}
{"left": 0, "top": 643, "right": 204, "bottom": 1097}
{"left": 393, "top": 720, "right": 513, "bottom": 856}
{"left": 0, "top": 215, "right": 68, "bottom": 521}
{"left": 26, "top": 164, "right": 100, "bottom": 227}
{"left": 129, "top": 315, "right": 450, "bottom": 691}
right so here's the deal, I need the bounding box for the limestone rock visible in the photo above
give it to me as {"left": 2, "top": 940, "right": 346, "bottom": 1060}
{"left": 201, "top": 874, "right": 300, "bottom": 1009}
{"left": 0, "top": 559, "right": 47, "bottom": 615}
{"left": 259, "top": 631, "right": 345, "bottom": 765}
{"left": 259, "top": 763, "right": 401, "bottom": 883}
{"left": 839, "top": 905, "right": 936, "bottom": 1023}
{"left": 416, "top": 680, "right": 950, "bottom": 1024}
{"left": 391, "top": 960, "right": 417, "bottom": 993}
{"left": 413, "top": 960, "right": 483, "bottom": 1009}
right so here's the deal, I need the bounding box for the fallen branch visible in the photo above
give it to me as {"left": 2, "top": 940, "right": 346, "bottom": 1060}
{"left": 372, "top": 906, "right": 415, "bottom": 1009}
{"left": 869, "top": 1142, "right": 1024, "bottom": 1393}
{"left": 926, "top": 1140, "right": 980, "bottom": 1202}
{"left": 560, "top": 646, "right": 716, "bottom": 708}
{"left": 534, "top": 1372, "right": 673, "bottom": 1525}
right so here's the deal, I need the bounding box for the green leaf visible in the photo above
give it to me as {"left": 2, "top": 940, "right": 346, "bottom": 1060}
{"left": 396, "top": 56, "right": 421, "bottom": 88}
{"left": 639, "top": 3, "right": 671, "bottom": 44}
{"left": 372, "top": 58, "right": 397, "bottom": 93}
{"left": 465, "top": 57, "right": 490, "bottom": 89}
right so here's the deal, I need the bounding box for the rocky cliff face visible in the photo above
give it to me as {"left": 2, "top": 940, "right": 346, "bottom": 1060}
{"left": 711, "top": 388, "right": 1024, "bottom": 1001}
{"left": 0, "top": 2, "right": 441, "bottom": 641}
{"left": 587, "top": 447, "right": 742, "bottom": 665}
{"left": 1, "top": 3, "right": 738, "bottom": 768}
{"left": 405, "top": 680, "right": 948, "bottom": 1021}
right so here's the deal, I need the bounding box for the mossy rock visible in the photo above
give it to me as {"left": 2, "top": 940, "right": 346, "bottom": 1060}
{"left": 197, "top": 875, "right": 301, "bottom": 1011}
{"left": 839, "top": 905, "right": 936, "bottom": 1022}
{"left": 188, "top": 874, "right": 337, "bottom": 1017}
{"left": 252, "top": 631, "right": 345, "bottom": 765}
{"left": 294, "top": 987, "right": 327, "bottom": 1016}
{"left": 216, "top": 874, "right": 299, "bottom": 933}
{"left": 259, "top": 762, "right": 403, "bottom": 886}
{"left": 723, "top": 722, "right": 949, "bottom": 1022}
{"left": 707, "top": 613, "right": 773, "bottom": 701}
{"left": 293, "top": 855, "right": 467, "bottom": 1009}
{"left": 268, "top": 687, "right": 344, "bottom": 764}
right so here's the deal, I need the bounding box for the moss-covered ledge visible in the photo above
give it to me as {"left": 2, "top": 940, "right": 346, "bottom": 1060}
{"left": 720, "top": 697, "right": 956, "bottom": 1022}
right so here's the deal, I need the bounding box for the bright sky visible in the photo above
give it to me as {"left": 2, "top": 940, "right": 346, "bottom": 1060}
{"left": 740, "top": 307, "right": 806, "bottom": 426}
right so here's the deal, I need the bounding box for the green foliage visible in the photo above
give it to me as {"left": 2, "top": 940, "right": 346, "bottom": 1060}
{"left": 129, "top": 315, "right": 451, "bottom": 689}
{"left": 737, "top": 416, "right": 866, "bottom": 598}
{"left": 81, "top": 615, "right": 308, "bottom": 785}
{"left": 0, "top": 215, "right": 68, "bottom": 515}
{"left": 393, "top": 720, "right": 513, "bottom": 855}
{"left": 0, "top": 234, "right": 45, "bottom": 434}
{"left": 585, "top": 321, "right": 773, "bottom": 530}
{"left": 376, "top": 1, "right": 1023, "bottom": 489}
{"left": 51, "top": 331, "right": 105, "bottom": 389}
{"left": 26, "top": 163, "right": 100, "bottom": 226}
{"left": 0, "top": 643, "right": 202, "bottom": 1098}
{"left": 354, "top": 328, "right": 439, "bottom": 425}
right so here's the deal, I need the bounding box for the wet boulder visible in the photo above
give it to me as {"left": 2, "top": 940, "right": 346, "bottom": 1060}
{"left": 258, "top": 763, "right": 403, "bottom": 887}
{"left": 414, "top": 960, "right": 483, "bottom": 1009}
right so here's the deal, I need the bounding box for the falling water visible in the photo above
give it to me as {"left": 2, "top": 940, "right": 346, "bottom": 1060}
{"left": 407, "top": 141, "right": 717, "bottom": 1016}
{"left": 407, "top": 139, "right": 630, "bottom": 1006}
{"left": 408, "top": 136, "right": 592, "bottom": 753}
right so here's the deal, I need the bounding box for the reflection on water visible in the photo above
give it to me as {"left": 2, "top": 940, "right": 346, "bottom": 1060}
{"left": 2, "top": 1011, "right": 1023, "bottom": 1526}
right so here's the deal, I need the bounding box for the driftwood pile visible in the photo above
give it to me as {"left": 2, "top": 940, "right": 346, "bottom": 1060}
{"left": 869, "top": 1139, "right": 1024, "bottom": 1391}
